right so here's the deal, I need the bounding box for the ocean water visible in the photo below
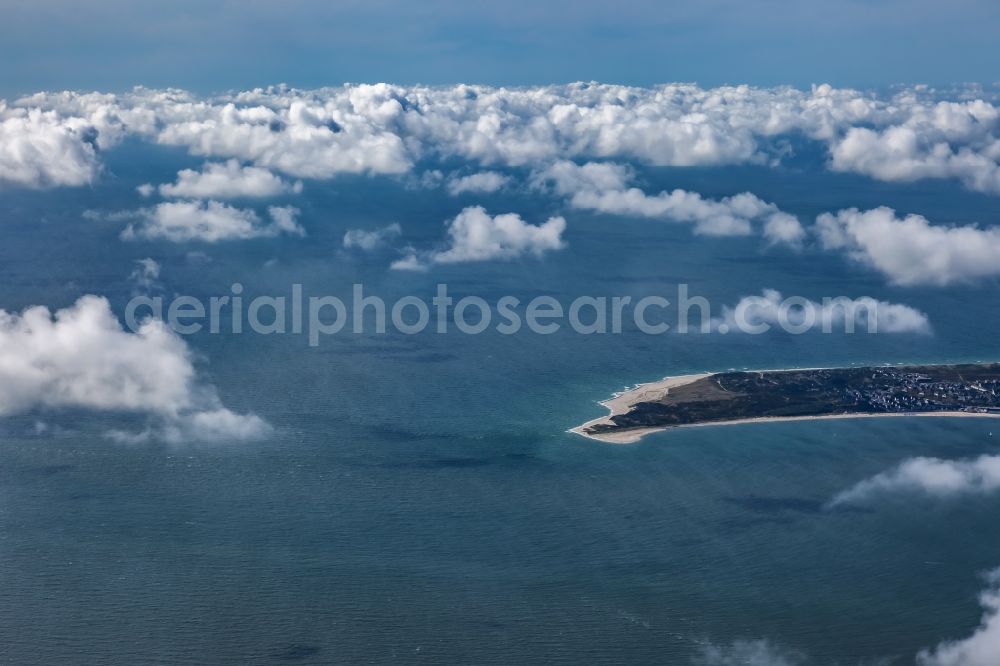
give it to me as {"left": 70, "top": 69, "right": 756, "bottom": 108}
{"left": 2, "top": 145, "right": 1000, "bottom": 663}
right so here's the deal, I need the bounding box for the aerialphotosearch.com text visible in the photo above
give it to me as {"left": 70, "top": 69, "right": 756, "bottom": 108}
{"left": 123, "top": 283, "right": 900, "bottom": 346}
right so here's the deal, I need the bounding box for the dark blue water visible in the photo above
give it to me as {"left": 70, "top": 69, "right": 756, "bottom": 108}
{"left": 1, "top": 146, "right": 999, "bottom": 663}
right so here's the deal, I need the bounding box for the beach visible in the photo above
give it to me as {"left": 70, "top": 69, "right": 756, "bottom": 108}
{"left": 569, "top": 373, "right": 711, "bottom": 443}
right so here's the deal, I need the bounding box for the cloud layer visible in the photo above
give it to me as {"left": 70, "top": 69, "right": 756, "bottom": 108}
{"left": 0, "top": 295, "right": 268, "bottom": 442}
{"left": 7, "top": 83, "right": 1000, "bottom": 193}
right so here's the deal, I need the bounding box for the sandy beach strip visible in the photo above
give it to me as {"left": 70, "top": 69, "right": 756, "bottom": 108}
{"left": 568, "top": 372, "right": 711, "bottom": 442}
{"left": 575, "top": 409, "right": 1000, "bottom": 444}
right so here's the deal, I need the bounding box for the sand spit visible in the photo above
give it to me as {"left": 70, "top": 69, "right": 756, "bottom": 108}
{"left": 570, "top": 369, "right": 1000, "bottom": 444}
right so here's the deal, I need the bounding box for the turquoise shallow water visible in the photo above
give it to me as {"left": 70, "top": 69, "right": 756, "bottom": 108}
{"left": 2, "top": 147, "right": 1000, "bottom": 663}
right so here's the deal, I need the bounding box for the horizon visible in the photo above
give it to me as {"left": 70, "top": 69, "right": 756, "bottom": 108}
{"left": 3, "top": 0, "right": 1000, "bottom": 96}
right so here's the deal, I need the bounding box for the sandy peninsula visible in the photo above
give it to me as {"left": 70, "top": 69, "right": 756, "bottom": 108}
{"left": 569, "top": 373, "right": 711, "bottom": 443}
{"left": 571, "top": 365, "right": 1000, "bottom": 444}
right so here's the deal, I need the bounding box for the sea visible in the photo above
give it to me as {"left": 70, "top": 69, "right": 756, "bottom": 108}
{"left": 1, "top": 141, "right": 999, "bottom": 664}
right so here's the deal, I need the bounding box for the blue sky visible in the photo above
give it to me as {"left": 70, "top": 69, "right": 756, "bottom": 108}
{"left": 3, "top": 0, "right": 999, "bottom": 95}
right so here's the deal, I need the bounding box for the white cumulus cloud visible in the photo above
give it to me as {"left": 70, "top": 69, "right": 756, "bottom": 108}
{"left": 763, "top": 212, "right": 807, "bottom": 246}
{"left": 128, "top": 257, "right": 162, "bottom": 293}
{"left": 715, "top": 289, "right": 931, "bottom": 334}
{"left": 120, "top": 201, "right": 305, "bottom": 242}
{"left": 0, "top": 104, "right": 101, "bottom": 187}
{"left": 391, "top": 206, "right": 565, "bottom": 270}
{"left": 159, "top": 159, "right": 303, "bottom": 199}
{"left": 817, "top": 207, "right": 1000, "bottom": 286}
{"left": 389, "top": 253, "right": 427, "bottom": 272}
{"left": 445, "top": 171, "right": 510, "bottom": 195}
{"left": 343, "top": 223, "right": 402, "bottom": 250}
{"left": 535, "top": 160, "right": 804, "bottom": 240}
{"left": 830, "top": 454, "right": 1000, "bottom": 506}
{"left": 918, "top": 568, "right": 1000, "bottom": 666}
{"left": 830, "top": 98, "right": 1000, "bottom": 194}
{"left": 0, "top": 295, "right": 268, "bottom": 443}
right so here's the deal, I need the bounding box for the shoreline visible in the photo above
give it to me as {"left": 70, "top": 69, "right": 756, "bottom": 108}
{"left": 568, "top": 372, "right": 712, "bottom": 442}
{"left": 575, "top": 411, "right": 1000, "bottom": 444}
{"left": 569, "top": 366, "right": 1000, "bottom": 444}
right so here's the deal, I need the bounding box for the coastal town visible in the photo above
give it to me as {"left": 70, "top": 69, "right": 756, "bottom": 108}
{"left": 842, "top": 366, "right": 1000, "bottom": 414}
